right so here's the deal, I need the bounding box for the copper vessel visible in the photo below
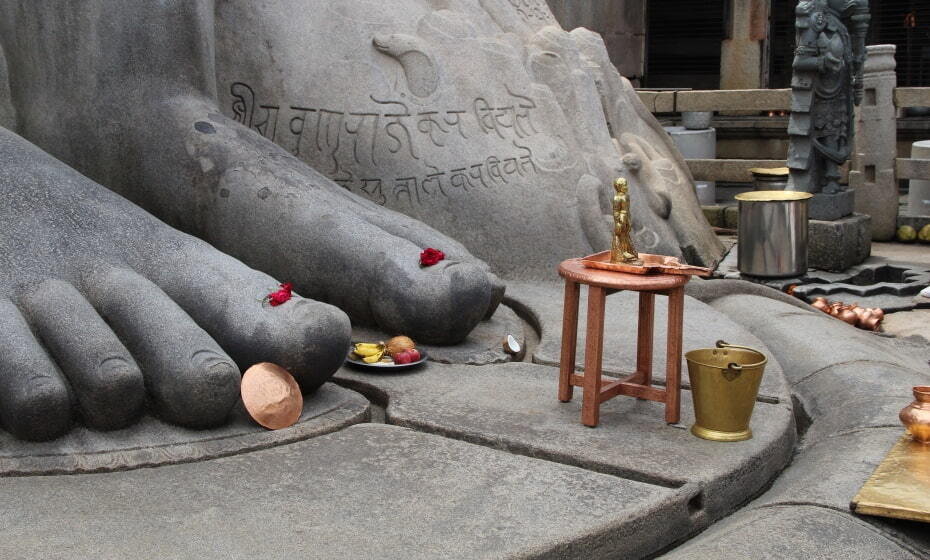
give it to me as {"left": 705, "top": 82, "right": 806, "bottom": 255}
{"left": 241, "top": 362, "right": 303, "bottom": 430}
{"left": 807, "top": 296, "right": 884, "bottom": 331}
{"left": 900, "top": 386, "right": 930, "bottom": 444}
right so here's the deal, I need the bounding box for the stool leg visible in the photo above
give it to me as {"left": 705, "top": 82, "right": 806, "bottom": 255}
{"left": 635, "top": 292, "right": 655, "bottom": 387}
{"left": 582, "top": 286, "right": 606, "bottom": 427}
{"left": 665, "top": 287, "right": 685, "bottom": 424}
{"left": 558, "top": 281, "right": 580, "bottom": 402}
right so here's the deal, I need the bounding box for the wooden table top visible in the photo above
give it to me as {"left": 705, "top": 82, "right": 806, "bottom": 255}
{"left": 558, "top": 258, "right": 690, "bottom": 291}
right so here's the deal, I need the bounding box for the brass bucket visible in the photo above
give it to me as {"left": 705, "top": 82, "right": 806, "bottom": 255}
{"left": 685, "top": 341, "right": 767, "bottom": 442}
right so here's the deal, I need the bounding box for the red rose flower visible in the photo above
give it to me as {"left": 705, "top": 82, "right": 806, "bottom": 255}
{"left": 265, "top": 282, "right": 293, "bottom": 307}
{"left": 419, "top": 248, "right": 445, "bottom": 267}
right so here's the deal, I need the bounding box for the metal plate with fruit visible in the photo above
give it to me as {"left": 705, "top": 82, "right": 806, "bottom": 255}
{"left": 346, "top": 336, "right": 428, "bottom": 370}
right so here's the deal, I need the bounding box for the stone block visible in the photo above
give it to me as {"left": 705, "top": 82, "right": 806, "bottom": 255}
{"left": 685, "top": 278, "right": 813, "bottom": 312}
{"left": 808, "top": 213, "right": 871, "bottom": 272}
{"left": 752, "top": 428, "right": 930, "bottom": 553}
{"left": 663, "top": 505, "right": 920, "bottom": 559}
{"left": 337, "top": 362, "right": 796, "bottom": 524}
{"left": 638, "top": 90, "right": 676, "bottom": 113}
{"left": 758, "top": 428, "right": 901, "bottom": 509}
{"left": 882, "top": 309, "right": 930, "bottom": 343}
{"left": 702, "top": 205, "right": 724, "bottom": 227}
{"left": 809, "top": 189, "right": 856, "bottom": 221}
{"left": 792, "top": 361, "right": 929, "bottom": 439}
{"left": 851, "top": 167, "right": 897, "bottom": 241}
{"left": 709, "top": 294, "right": 930, "bottom": 383}
{"left": 675, "top": 89, "right": 790, "bottom": 113}
{"left": 0, "top": 382, "right": 370, "bottom": 476}
{"left": 724, "top": 205, "right": 739, "bottom": 229}
{"left": 0, "top": 424, "right": 689, "bottom": 559}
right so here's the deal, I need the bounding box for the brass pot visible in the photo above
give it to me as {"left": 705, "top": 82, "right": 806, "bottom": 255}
{"left": 900, "top": 386, "right": 930, "bottom": 444}
{"left": 685, "top": 341, "right": 767, "bottom": 442}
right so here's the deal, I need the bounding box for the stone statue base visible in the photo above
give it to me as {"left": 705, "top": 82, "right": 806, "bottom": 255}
{"left": 808, "top": 189, "right": 856, "bottom": 221}
{"left": 808, "top": 213, "right": 871, "bottom": 272}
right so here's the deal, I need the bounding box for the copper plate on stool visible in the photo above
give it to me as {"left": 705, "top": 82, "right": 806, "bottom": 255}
{"left": 580, "top": 251, "right": 711, "bottom": 276}
{"left": 241, "top": 362, "right": 303, "bottom": 430}
{"left": 851, "top": 434, "right": 930, "bottom": 524}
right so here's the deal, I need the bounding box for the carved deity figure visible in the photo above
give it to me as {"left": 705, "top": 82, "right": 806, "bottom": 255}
{"left": 610, "top": 178, "right": 641, "bottom": 265}
{"left": 787, "top": 0, "right": 870, "bottom": 194}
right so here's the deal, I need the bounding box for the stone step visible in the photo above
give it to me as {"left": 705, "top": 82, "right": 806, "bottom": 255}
{"left": 0, "top": 382, "right": 369, "bottom": 476}
{"left": 662, "top": 504, "right": 921, "bottom": 560}
{"left": 0, "top": 423, "right": 692, "bottom": 560}
{"left": 336, "top": 361, "right": 795, "bottom": 528}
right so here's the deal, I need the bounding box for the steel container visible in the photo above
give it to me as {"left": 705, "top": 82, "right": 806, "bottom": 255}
{"left": 735, "top": 190, "right": 813, "bottom": 278}
{"left": 685, "top": 341, "right": 767, "bottom": 442}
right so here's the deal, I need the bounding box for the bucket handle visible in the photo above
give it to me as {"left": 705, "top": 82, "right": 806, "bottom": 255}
{"left": 716, "top": 340, "right": 767, "bottom": 371}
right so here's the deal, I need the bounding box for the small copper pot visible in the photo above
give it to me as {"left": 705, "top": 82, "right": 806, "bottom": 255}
{"left": 900, "top": 386, "right": 930, "bottom": 444}
{"left": 858, "top": 309, "right": 881, "bottom": 330}
{"left": 811, "top": 298, "right": 830, "bottom": 312}
{"left": 838, "top": 308, "right": 859, "bottom": 325}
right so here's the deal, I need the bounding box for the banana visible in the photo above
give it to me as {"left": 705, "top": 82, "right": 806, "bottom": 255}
{"left": 363, "top": 350, "right": 385, "bottom": 364}
{"left": 353, "top": 342, "right": 384, "bottom": 357}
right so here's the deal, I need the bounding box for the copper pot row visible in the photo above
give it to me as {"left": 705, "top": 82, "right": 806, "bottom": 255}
{"left": 810, "top": 297, "right": 884, "bottom": 331}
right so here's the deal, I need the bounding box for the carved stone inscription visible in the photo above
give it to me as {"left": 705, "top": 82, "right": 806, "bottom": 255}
{"left": 230, "top": 82, "right": 542, "bottom": 206}
{"left": 507, "top": 0, "right": 554, "bottom": 23}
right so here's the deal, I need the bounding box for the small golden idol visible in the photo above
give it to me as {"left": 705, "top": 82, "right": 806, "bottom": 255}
{"left": 610, "top": 178, "right": 642, "bottom": 266}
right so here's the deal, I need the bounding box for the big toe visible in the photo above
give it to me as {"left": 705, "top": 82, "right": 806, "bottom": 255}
{"left": 371, "top": 258, "right": 495, "bottom": 345}
{"left": 140, "top": 237, "right": 352, "bottom": 394}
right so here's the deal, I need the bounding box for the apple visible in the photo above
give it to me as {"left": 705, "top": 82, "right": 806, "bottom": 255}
{"left": 392, "top": 349, "right": 421, "bottom": 365}
{"left": 393, "top": 350, "right": 413, "bottom": 365}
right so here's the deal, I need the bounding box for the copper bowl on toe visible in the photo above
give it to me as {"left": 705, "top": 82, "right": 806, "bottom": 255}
{"left": 241, "top": 362, "right": 303, "bottom": 430}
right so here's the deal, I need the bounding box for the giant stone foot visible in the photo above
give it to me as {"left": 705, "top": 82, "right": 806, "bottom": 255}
{"left": 212, "top": 0, "right": 725, "bottom": 272}
{"left": 0, "top": 1, "right": 501, "bottom": 345}
{"left": 0, "top": 127, "right": 351, "bottom": 440}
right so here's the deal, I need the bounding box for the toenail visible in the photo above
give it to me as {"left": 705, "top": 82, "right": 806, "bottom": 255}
{"left": 190, "top": 349, "right": 232, "bottom": 371}
{"left": 98, "top": 356, "right": 131, "bottom": 374}
{"left": 194, "top": 121, "right": 216, "bottom": 134}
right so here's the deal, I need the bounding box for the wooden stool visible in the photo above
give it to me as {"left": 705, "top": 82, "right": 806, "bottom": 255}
{"left": 557, "top": 258, "right": 689, "bottom": 427}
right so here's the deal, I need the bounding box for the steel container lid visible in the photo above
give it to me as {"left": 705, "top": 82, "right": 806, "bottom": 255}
{"left": 735, "top": 190, "right": 814, "bottom": 202}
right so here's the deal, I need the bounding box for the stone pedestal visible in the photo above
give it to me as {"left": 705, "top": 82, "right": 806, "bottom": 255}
{"left": 808, "top": 189, "right": 856, "bottom": 221}
{"left": 850, "top": 45, "right": 899, "bottom": 241}
{"left": 908, "top": 140, "right": 930, "bottom": 216}
{"left": 808, "top": 213, "right": 871, "bottom": 272}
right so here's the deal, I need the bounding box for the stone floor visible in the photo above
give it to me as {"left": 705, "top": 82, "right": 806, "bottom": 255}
{"left": 1, "top": 274, "right": 928, "bottom": 559}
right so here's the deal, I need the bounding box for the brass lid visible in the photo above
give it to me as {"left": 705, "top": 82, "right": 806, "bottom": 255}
{"left": 735, "top": 190, "right": 813, "bottom": 202}
{"left": 748, "top": 167, "right": 790, "bottom": 176}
